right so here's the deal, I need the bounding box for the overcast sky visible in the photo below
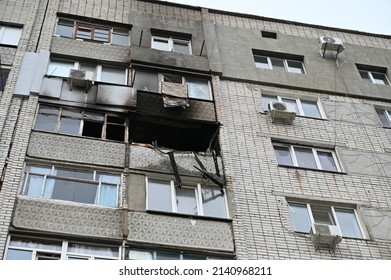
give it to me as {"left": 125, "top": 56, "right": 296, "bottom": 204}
{"left": 160, "top": 0, "right": 391, "bottom": 35}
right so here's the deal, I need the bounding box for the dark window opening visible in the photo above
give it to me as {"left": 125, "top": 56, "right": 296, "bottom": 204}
{"left": 0, "top": 68, "right": 10, "bottom": 91}
{"left": 261, "top": 31, "right": 277, "bottom": 39}
{"left": 106, "top": 116, "right": 125, "bottom": 141}
{"left": 36, "top": 253, "right": 61, "bottom": 260}
{"left": 163, "top": 74, "right": 182, "bottom": 83}
{"left": 82, "top": 121, "right": 103, "bottom": 138}
{"left": 129, "top": 114, "right": 220, "bottom": 153}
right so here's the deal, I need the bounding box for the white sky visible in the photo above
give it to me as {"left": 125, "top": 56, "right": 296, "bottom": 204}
{"left": 160, "top": 0, "right": 391, "bottom": 35}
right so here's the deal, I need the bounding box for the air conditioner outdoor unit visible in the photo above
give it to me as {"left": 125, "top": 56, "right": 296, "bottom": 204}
{"left": 268, "top": 101, "right": 296, "bottom": 124}
{"left": 69, "top": 69, "right": 94, "bottom": 92}
{"left": 310, "top": 223, "right": 342, "bottom": 252}
{"left": 319, "top": 36, "right": 345, "bottom": 56}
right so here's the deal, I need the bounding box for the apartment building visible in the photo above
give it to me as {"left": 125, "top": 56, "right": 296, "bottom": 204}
{"left": 0, "top": 0, "right": 390, "bottom": 260}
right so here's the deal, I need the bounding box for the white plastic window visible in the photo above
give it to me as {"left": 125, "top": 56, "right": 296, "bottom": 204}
{"left": 5, "top": 236, "right": 120, "bottom": 260}
{"left": 129, "top": 249, "right": 208, "bottom": 260}
{"left": 262, "top": 95, "right": 323, "bottom": 118}
{"left": 287, "top": 202, "right": 364, "bottom": 238}
{"left": 146, "top": 178, "right": 228, "bottom": 218}
{"left": 376, "top": 108, "right": 391, "bottom": 128}
{"left": 273, "top": 144, "right": 341, "bottom": 172}
{"left": 254, "top": 55, "right": 305, "bottom": 74}
{"left": 23, "top": 164, "right": 121, "bottom": 207}
{"left": 359, "top": 70, "right": 390, "bottom": 85}
{"left": 152, "top": 35, "right": 192, "bottom": 54}
{"left": 0, "top": 26, "right": 22, "bottom": 46}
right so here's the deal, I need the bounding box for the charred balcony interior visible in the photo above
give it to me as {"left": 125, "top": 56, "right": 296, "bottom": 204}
{"left": 129, "top": 113, "right": 220, "bottom": 153}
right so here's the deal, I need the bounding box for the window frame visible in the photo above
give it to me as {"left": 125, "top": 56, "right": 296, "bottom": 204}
{"left": 287, "top": 202, "right": 366, "bottom": 239}
{"left": 0, "top": 25, "right": 22, "bottom": 46}
{"left": 151, "top": 35, "right": 192, "bottom": 55}
{"left": 146, "top": 177, "right": 229, "bottom": 219}
{"left": 22, "top": 163, "right": 122, "bottom": 207}
{"left": 47, "top": 59, "right": 129, "bottom": 85}
{"left": 5, "top": 236, "right": 121, "bottom": 260}
{"left": 34, "top": 104, "right": 128, "bottom": 142}
{"left": 273, "top": 143, "right": 342, "bottom": 172}
{"left": 0, "top": 66, "right": 11, "bottom": 91}
{"left": 376, "top": 108, "right": 391, "bottom": 128}
{"left": 159, "top": 73, "right": 213, "bottom": 101}
{"left": 254, "top": 54, "right": 306, "bottom": 74}
{"left": 358, "top": 69, "right": 390, "bottom": 85}
{"left": 55, "top": 18, "right": 130, "bottom": 46}
{"left": 128, "top": 248, "right": 216, "bottom": 260}
{"left": 262, "top": 94, "right": 324, "bottom": 119}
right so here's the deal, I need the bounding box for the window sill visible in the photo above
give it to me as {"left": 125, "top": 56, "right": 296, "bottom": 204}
{"left": 277, "top": 164, "right": 346, "bottom": 174}
{"left": 294, "top": 230, "right": 369, "bottom": 241}
{"left": 0, "top": 43, "right": 18, "bottom": 48}
{"left": 17, "top": 195, "right": 119, "bottom": 209}
{"left": 260, "top": 110, "right": 326, "bottom": 120}
{"left": 52, "top": 35, "right": 130, "bottom": 47}
{"left": 146, "top": 210, "right": 232, "bottom": 223}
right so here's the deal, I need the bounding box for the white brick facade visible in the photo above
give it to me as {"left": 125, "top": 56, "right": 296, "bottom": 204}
{"left": 0, "top": 0, "right": 390, "bottom": 260}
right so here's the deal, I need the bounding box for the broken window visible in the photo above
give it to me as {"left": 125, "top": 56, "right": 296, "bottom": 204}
{"left": 146, "top": 178, "right": 228, "bottom": 218}
{"left": 129, "top": 114, "right": 219, "bottom": 152}
{"left": 23, "top": 164, "right": 121, "bottom": 207}
{"left": 35, "top": 105, "right": 127, "bottom": 142}
{"left": 132, "top": 70, "right": 213, "bottom": 101}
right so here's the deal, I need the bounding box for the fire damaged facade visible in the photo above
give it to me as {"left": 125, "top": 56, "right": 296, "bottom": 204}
{"left": 0, "top": 0, "right": 390, "bottom": 260}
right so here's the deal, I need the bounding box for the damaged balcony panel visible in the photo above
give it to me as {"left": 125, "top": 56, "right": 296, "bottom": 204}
{"left": 40, "top": 77, "right": 63, "bottom": 98}
{"left": 129, "top": 145, "right": 222, "bottom": 177}
{"left": 161, "top": 81, "right": 189, "bottom": 108}
{"left": 137, "top": 91, "right": 216, "bottom": 122}
{"left": 96, "top": 84, "right": 136, "bottom": 107}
